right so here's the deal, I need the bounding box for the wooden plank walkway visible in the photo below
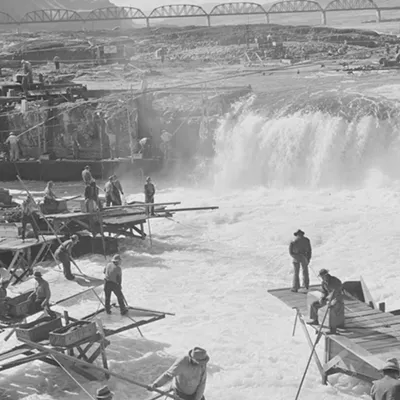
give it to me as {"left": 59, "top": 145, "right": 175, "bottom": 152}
{"left": 268, "top": 285, "right": 400, "bottom": 382}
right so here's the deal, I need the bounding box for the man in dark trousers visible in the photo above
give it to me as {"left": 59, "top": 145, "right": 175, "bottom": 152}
{"left": 144, "top": 176, "right": 155, "bottom": 216}
{"left": 103, "top": 254, "right": 128, "bottom": 315}
{"left": 28, "top": 271, "right": 56, "bottom": 317}
{"left": 54, "top": 235, "right": 79, "bottom": 281}
{"left": 308, "top": 269, "right": 343, "bottom": 326}
{"left": 371, "top": 358, "right": 400, "bottom": 400}
{"left": 21, "top": 195, "right": 40, "bottom": 242}
{"left": 289, "top": 229, "right": 312, "bottom": 292}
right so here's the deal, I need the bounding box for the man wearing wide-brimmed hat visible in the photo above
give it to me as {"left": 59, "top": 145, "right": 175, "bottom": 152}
{"left": 289, "top": 229, "right": 312, "bottom": 292}
{"left": 96, "top": 385, "right": 114, "bottom": 400}
{"left": 371, "top": 358, "right": 400, "bottom": 400}
{"left": 308, "top": 269, "right": 343, "bottom": 329}
{"left": 28, "top": 270, "right": 55, "bottom": 317}
{"left": 149, "top": 347, "right": 209, "bottom": 400}
{"left": 103, "top": 254, "right": 128, "bottom": 316}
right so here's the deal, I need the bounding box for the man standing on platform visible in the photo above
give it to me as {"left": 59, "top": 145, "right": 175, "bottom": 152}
{"left": 112, "top": 175, "right": 124, "bottom": 204}
{"left": 103, "top": 254, "right": 128, "bottom": 316}
{"left": 144, "top": 176, "right": 155, "bottom": 216}
{"left": 149, "top": 347, "right": 209, "bottom": 400}
{"left": 21, "top": 195, "right": 40, "bottom": 242}
{"left": 85, "top": 180, "right": 101, "bottom": 212}
{"left": 82, "top": 165, "right": 93, "bottom": 186}
{"left": 28, "top": 271, "right": 55, "bottom": 316}
{"left": 371, "top": 358, "right": 400, "bottom": 400}
{"left": 54, "top": 235, "right": 79, "bottom": 281}
{"left": 308, "top": 269, "right": 343, "bottom": 326}
{"left": 5, "top": 132, "right": 20, "bottom": 161}
{"left": 53, "top": 55, "right": 60, "bottom": 71}
{"left": 289, "top": 229, "right": 312, "bottom": 292}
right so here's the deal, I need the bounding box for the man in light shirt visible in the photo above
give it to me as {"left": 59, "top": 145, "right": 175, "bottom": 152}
{"left": 28, "top": 271, "right": 55, "bottom": 316}
{"left": 103, "top": 254, "right": 128, "bottom": 315}
{"left": 5, "top": 132, "right": 19, "bottom": 161}
{"left": 149, "top": 347, "right": 209, "bottom": 400}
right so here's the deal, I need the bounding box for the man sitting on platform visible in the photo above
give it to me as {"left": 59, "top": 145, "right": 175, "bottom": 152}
{"left": 21, "top": 195, "right": 40, "bottom": 242}
{"left": 308, "top": 269, "right": 343, "bottom": 328}
{"left": 43, "top": 181, "right": 59, "bottom": 213}
{"left": 54, "top": 235, "right": 79, "bottom": 281}
{"left": 371, "top": 358, "right": 400, "bottom": 400}
{"left": 28, "top": 271, "right": 55, "bottom": 317}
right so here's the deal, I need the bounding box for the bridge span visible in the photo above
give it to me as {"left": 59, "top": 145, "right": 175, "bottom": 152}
{"left": 0, "top": 1, "right": 399, "bottom": 27}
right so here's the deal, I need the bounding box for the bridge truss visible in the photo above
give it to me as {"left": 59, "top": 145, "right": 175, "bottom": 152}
{"left": 210, "top": 2, "right": 266, "bottom": 15}
{"left": 0, "top": 12, "right": 16, "bottom": 24}
{"left": 268, "top": 1, "right": 323, "bottom": 13}
{"left": 86, "top": 7, "right": 146, "bottom": 21}
{"left": 0, "top": 0, "right": 397, "bottom": 26}
{"left": 149, "top": 4, "right": 207, "bottom": 18}
{"left": 20, "top": 9, "right": 82, "bottom": 24}
{"left": 325, "top": 0, "right": 378, "bottom": 10}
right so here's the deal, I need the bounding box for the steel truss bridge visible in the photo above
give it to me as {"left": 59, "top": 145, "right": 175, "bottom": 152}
{"left": 0, "top": 1, "right": 399, "bottom": 27}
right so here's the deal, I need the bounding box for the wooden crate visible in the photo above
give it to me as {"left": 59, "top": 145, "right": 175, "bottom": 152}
{"left": 49, "top": 321, "right": 97, "bottom": 347}
{"left": 16, "top": 317, "right": 62, "bottom": 343}
{"left": 8, "top": 291, "right": 34, "bottom": 317}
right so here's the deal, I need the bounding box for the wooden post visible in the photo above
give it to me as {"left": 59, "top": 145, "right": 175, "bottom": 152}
{"left": 64, "top": 311, "right": 74, "bottom": 357}
{"left": 20, "top": 339, "right": 178, "bottom": 400}
{"left": 96, "top": 319, "right": 109, "bottom": 379}
{"left": 323, "top": 336, "right": 330, "bottom": 385}
{"left": 295, "top": 309, "right": 325, "bottom": 381}
{"left": 292, "top": 309, "right": 298, "bottom": 337}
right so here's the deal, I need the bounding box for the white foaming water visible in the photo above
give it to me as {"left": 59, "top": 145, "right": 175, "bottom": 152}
{"left": 2, "top": 105, "right": 400, "bottom": 400}
{"left": 213, "top": 109, "right": 400, "bottom": 189}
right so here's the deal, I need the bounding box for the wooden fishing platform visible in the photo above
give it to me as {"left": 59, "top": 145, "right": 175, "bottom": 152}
{"left": 0, "top": 306, "right": 167, "bottom": 380}
{"left": 0, "top": 284, "right": 170, "bottom": 381}
{"left": 268, "top": 281, "right": 400, "bottom": 384}
{"left": 0, "top": 235, "right": 58, "bottom": 285}
{"left": 43, "top": 202, "right": 218, "bottom": 239}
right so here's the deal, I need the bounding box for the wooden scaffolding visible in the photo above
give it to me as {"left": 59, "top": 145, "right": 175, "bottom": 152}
{"left": 268, "top": 281, "right": 400, "bottom": 384}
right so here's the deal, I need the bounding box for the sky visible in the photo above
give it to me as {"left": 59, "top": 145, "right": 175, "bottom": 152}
{"left": 112, "top": 0, "right": 272, "bottom": 13}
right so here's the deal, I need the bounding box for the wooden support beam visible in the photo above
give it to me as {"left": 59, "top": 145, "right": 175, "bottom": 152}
{"left": 64, "top": 311, "right": 74, "bottom": 357}
{"left": 19, "top": 339, "right": 178, "bottom": 399}
{"left": 295, "top": 308, "right": 325, "bottom": 381}
{"left": 323, "top": 350, "right": 349, "bottom": 373}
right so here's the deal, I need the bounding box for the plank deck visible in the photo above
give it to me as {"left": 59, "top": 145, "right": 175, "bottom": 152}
{"left": 268, "top": 286, "right": 400, "bottom": 363}
{"left": 0, "top": 235, "right": 58, "bottom": 251}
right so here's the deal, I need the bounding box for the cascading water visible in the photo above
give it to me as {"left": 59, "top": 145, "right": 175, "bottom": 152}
{"left": 212, "top": 92, "right": 400, "bottom": 189}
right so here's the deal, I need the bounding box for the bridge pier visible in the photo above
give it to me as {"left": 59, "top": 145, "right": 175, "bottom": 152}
{"left": 321, "top": 11, "right": 327, "bottom": 25}
{"left": 376, "top": 9, "right": 381, "bottom": 22}
{"left": 207, "top": 15, "right": 211, "bottom": 27}
{"left": 146, "top": 18, "right": 150, "bottom": 28}
{"left": 266, "top": 13, "right": 270, "bottom": 24}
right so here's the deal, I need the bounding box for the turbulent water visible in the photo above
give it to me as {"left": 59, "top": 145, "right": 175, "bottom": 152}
{"left": 2, "top": 89, "right": 400, "bottom": 400}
